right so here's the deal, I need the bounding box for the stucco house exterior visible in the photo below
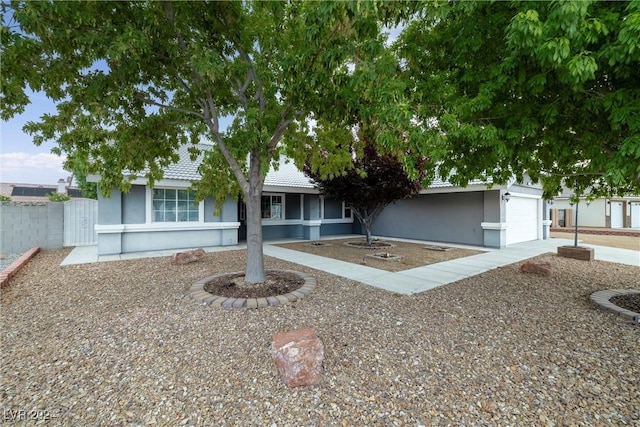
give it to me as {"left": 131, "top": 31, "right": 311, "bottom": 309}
{"left": 89, "top": 144, "right": 546, "bottom": 256}
{"left": 550, "top": 189, "right": 640, "bottom": 229}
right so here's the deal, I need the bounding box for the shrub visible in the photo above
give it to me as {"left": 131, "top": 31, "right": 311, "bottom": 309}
{"left": 47, "top": 192, "right": 71, "bottom": 202}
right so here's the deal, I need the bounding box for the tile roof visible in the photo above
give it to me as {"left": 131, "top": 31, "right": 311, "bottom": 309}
{"left": 157, "top": 145, "right": 488, "bottom": 191}
{"left": 160, "top": 144, "right": 315, "bottom": 188}
{"left": 264, "top": 157, "right": 315, "bottom": 189}
{"left": 161, "top": 143, "right": 208, "bottom": 181}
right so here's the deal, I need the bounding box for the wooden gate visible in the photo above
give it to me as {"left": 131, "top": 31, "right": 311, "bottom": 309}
{"left": 63, "top": 199, "right": 98, "bottom": 246}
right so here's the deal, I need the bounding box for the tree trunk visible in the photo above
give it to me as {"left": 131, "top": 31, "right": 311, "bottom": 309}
{"left": 243, "top": 149, "right": 266, "bottom": 284}
{"left": 244, "top": 188, "right": 266, "bottom": 284}
{"left": 364, "top": 220, "right": 373, "bottom": 245}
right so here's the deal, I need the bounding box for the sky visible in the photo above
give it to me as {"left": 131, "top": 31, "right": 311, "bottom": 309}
{"left": 1, "top": 91, "right": 67, "bottom": 185}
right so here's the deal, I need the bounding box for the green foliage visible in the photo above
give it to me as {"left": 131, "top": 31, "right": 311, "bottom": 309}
{"left": 0, "top": 194, "right": 12, "bottom": 202}
{"left": 47, "top": 192, "right": 71, "bottom": 202}
{"left": 306, "top": 139, "right": 429, "bottom": 244}
{"left": 399, "top": 0, "right": 640, "bottom": 199}
{"left": 68, "top": 156, "right": 98, "bottom": 199}
{"left": 1, "top": 1, "right": 417, "bottom": 281}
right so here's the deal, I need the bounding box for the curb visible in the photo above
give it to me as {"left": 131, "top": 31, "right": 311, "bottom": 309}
{"left": 590, "top": 289, "right": 640, "bottom": 324}
{"left": 1, "top": 247, "right": 41, "bottom": 289}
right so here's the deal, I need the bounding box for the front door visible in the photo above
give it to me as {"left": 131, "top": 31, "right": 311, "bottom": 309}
{"left": 238, "top": 200, "right": 247, "bottom": 241}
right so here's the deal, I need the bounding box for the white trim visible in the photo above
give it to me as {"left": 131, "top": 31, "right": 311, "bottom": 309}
{"left": 419, "top": 183, "right": 500, "bottom": 195}
{"left": 321, "top": 218, "right": 354, "bottom": 224}
{"left": 263, "top": 185, "right": 318, "bottom": 194}
{"left": 261, "top": 219, "right": 300, "bottom": 226}
{"left": 542, "top": 219, "right": 552, "bottom": 226}
{"left": 261, "top": 192, "right": 285, "bottom": 221}
{"left": 136, "top": 178, "right": 194, "bottom": 187}
{"left": 300, "top": 194, "right": 304, "bottom": 220}
{"left": 96, "top": 222, "right": 240, "bottom": 234}
{"left": 481, "top": 222, "right": 508, "bottom": 230}
{"left": 302, "top": 220, "right": 323, "bottom": 226}
{"left": 147, "top": 187, "right": 205, "bottom": 224}
{"left": 506, "top": 192, "right": 541, "bottom": 200}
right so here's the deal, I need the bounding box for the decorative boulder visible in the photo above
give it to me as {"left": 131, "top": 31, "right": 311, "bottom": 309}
{"left": 172, "top": 248, "right": 205, "bottom": 265}
{"left": 271, "top": 327, "right": 324, "bottom": 387}
{"left": 520, "top": 261, "right": 552, "bottom": 276}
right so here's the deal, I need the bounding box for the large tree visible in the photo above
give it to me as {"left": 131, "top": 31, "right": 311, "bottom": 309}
{"left": 1, "top": 1, "right": 418, "bottom": 283}
{"left": 398, "top": 0, "right": 640, "bottom": 199}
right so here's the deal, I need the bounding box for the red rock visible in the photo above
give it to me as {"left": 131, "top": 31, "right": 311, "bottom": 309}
{"left": 172, "top": 248, "right": 205, "bottom": 265}
{"left": 271, "top": 327, "right": 324, "bottom": 387}
{"left": 520, "top": 261, "right": 552, "bottom": 276}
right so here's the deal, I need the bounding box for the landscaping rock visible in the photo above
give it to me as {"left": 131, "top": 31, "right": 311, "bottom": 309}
{"left": 520, "top": 260, "right": 552, "bottom": 276}
{"left": 271, "top": 327, "right": 324, "bottom": 387}
{"left": 172, "top": 248, "right": 205, "bottom": 265}
{"left": 557, "top": 245, "right": 594, "bottom": 261}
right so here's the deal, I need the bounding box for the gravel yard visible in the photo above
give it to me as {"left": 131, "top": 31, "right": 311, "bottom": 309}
{"left": 278, "top": 238, "right": 484, "bottom": 272}
{"left": 1, "top": 248, "right": 639, "bottom": 426}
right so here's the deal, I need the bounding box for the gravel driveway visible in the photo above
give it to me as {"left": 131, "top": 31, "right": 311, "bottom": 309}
{"left": 1, "top": 248, "right": 639, "bottom": 426}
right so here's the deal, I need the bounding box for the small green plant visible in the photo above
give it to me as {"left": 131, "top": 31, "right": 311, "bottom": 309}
{"left": 47, "top": 192, "right": 71, "bottom": 202}
{"left": 0, "top": 194, "right": 11, "bottom": 202}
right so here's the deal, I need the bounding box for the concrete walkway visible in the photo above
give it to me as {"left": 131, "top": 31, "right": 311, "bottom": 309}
{"left": 61, "top": 237, "right": 639, "bottom": 295}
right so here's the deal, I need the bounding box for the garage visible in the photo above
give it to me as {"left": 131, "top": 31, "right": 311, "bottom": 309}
{"left": 631, "top": 202, "right": 640, "bottom": 229}
{"left": 506, "top": 195, "right": 540, "bottom": 245}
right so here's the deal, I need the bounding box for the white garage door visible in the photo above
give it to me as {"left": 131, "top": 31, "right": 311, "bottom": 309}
{"left": 506, "top": 196, "right": 539, "bottom": 245}
{"left": 631, "top": 202, "right": 640, "bottom": 229}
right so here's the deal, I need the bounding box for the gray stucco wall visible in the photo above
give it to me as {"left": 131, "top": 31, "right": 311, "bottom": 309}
{"left": 263, "top": 224, "right": 303, "bottom": 240}
{"left": 123, "top": 185, "right": 146, "bottom": 224}
{"left": 0, "top": 202, "right": 64, "bottom": 253}
{"left": 324, "top": 199, "right": 342, "bottom": 219}
{"left": 286, "top": 194, "right": 301, "bottom": 220}
{"left": 483, "top": 190, "right": 502, "bottom": 223}
{"left": 304, "top": 195, "right": 321, "bottom": 220}
{"left": 96, "top": 186, "right": 238, "bottom": 255}
{"left": 98, "top": 187, "right": 122, "bottom": 225}
{"left": 320, "top": 222, "right": 354, "bottom": 235}
{"left": 372, "top": 192, "right": 485, "bottom": 246}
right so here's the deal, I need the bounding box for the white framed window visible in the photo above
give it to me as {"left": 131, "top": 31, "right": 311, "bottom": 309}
{"left": 153, "top": 188, "right": 199, "bottom": 222}
{"left": 344, "top": 204, "right": 352, "bottom": 219}
{"left": 321, "top": 198, "right": 353, "bottom": 220}
{"left": 261, "top": 194, "right": 284, "bottom": 220}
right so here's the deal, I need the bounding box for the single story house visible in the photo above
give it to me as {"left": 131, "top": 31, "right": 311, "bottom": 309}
{"left": 89, "top": 144, "right": 547, "bottom": 256}
{"left": 550, "top": 189, "right": 640, "bottom": 229}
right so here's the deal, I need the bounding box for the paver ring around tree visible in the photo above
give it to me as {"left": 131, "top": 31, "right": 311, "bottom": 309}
{"left": 190, "top": 270, "right": 316, "bottom": 309}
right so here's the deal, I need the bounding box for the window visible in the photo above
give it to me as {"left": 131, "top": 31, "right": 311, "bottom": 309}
{"left": 344, "top": 206, "right": 352, "bottom": 219}
{"left": 261, "top": 195, "right": 283, "bottom": 220}
{"left": 153, "top": 189, "right": 199, "bottom": 222}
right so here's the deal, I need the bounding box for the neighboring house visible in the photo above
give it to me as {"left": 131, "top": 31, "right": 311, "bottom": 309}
{"left": 89, "top": 144, "right": 546, "bottom": 256}
{"left": 0, "top": 180, "right": 83, "bottom": 203}
{"left": 550, "top": 188, "right": 640, "bottom": 229}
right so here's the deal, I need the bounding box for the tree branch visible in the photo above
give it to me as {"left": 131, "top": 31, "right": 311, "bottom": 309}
{"left": 137, "top": 95, "right": 204, "bottom": 119}
{"left": 541, "top": 171, "right": 604, "bottom": 177}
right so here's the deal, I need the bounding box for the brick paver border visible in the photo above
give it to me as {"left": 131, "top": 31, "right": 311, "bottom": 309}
{"left": 0, "top": 247, "right": 41, "bottom": 289}
{"left": 190, "top": 270, "right": 316, "bottom": 309}
{"left": 590, "top": 289, "right": 640, "bottom": 324}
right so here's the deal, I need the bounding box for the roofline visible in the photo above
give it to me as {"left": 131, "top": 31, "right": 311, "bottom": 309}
{"left": 419, "top": 183, "right": 505, "bottom": 194}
